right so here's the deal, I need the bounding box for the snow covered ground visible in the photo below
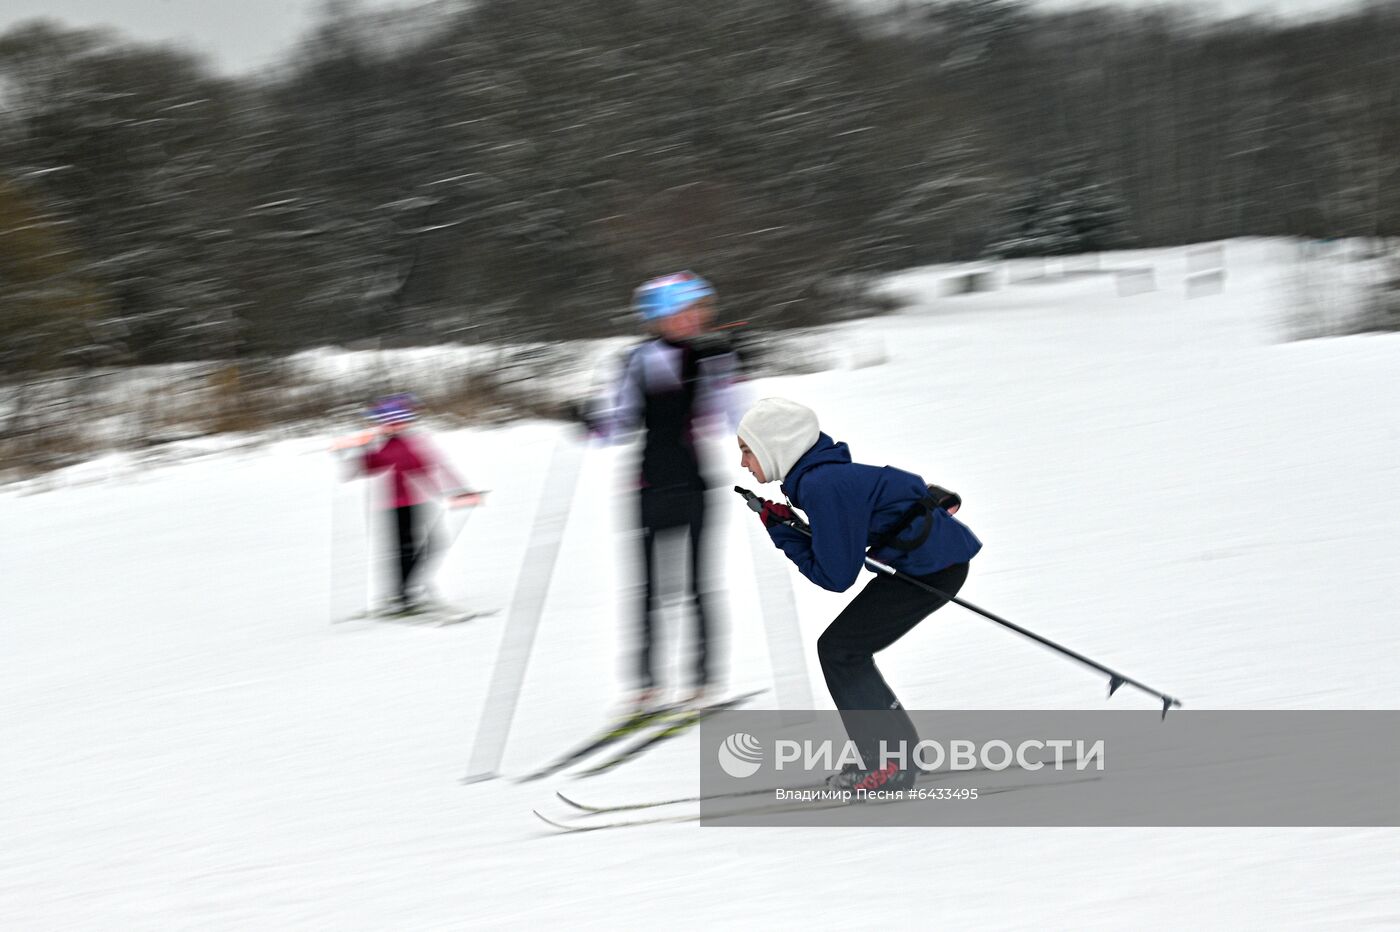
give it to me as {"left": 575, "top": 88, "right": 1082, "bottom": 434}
{"left": 2, "top": 239, "right": 1396, "bottom": 928}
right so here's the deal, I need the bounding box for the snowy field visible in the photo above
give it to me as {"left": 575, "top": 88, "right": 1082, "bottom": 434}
{"left": 2, "top": 239, "right": 1397, "bottom": 928}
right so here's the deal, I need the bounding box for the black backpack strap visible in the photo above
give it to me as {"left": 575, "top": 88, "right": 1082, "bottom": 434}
{"left": 868, "top": 484, "right": 962, "bottom": 557}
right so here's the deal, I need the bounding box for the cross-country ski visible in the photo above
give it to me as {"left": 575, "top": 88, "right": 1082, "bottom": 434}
{"left": 573, "top": 689, "right": 765, "bottom": 777}
{"left": 535, "top": 775, "right": 1106, "bottom": 834}
{"left": 553, "top": 756, "right": 1083, "bottom": 816}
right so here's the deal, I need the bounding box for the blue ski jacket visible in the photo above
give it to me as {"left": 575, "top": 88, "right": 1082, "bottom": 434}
{"left": 768, "top": 433, "right": 982, "bottom": 592}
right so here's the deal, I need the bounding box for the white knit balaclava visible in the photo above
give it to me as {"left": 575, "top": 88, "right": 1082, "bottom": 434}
{"left": 737, "top": 398, "right": 820, "bottom": 484}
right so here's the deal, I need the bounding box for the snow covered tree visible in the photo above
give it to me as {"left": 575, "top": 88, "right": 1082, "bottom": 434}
{"left": 986, "top": 170, "right": 1133, "bottom": 259}
{"left": 0, "top": 178, "right": 109, "bottom": 372}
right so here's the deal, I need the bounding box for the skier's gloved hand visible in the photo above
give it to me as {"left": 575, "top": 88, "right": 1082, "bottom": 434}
{"left": 563, "top": 400, "right": 602, "bottom": 438}
{"left": 757, "top": 499, "right": 796, "bottom": 529}
{"left": 927, "top": 484, "right": 961, "bottom": 516}
{"left": 330, "top": 428, "right": 379, "bottom": 452}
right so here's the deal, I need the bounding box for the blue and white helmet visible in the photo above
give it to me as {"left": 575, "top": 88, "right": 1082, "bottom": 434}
{"left": 633, "top": 271, "right": 715, "bottom": 322}
{"left": 369, "top": 393, "right": 419, "bottom": 425}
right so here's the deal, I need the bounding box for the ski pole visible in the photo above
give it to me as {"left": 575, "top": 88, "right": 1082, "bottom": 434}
{"left": 411, "top": 491, "right": 488, "bottom": 569}
{"left": 735, "top": 486, "right": 1183, "bottom": 718}
{"left": 404, "top": 496, "right": 485, "bottom": 604}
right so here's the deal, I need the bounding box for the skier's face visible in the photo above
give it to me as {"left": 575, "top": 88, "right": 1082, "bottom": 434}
{"left": 738, "top": 439, "right": 766, "bottom": 483}
{"left": 656, "top": 298, "right": 711, "bottom": 341}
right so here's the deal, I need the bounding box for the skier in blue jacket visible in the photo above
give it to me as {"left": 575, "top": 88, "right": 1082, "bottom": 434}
{"left": 737, "top": 397, "right": 981, "bottom": 792}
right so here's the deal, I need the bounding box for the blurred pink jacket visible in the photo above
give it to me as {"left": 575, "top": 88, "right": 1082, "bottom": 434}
{"left": 362, "top": 432, "right": 465, "bottom": 508}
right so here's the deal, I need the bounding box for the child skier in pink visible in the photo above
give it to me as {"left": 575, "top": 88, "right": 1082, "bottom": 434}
{"left": 338, "top": 394, "right": 480, "bottom": 611}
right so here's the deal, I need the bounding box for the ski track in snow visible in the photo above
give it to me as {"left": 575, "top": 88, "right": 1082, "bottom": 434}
{"left": 2, "top": 240, "right": 1397, "bottom": 928}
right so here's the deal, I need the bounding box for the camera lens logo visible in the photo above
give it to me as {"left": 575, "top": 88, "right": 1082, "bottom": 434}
{"left": 718, "top": 732, "right": 763, "bottom": 778}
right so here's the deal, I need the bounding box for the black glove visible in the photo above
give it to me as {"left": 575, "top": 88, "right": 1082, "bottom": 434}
{"left": 927, "top": 485, "right": 961, "bottom": 515}
{"left": 563, "top": 400, "right": 601, "bottom": 436}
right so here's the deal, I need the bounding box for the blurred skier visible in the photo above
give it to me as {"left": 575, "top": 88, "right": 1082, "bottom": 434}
{"left": 334, "top": 393, "right": 481, "bottom": 612}
{"left": 583, "top": 272, "right": 745, "bottom": 711}
{"left": 736, "top": 397, "right": 981, "bottom": 793}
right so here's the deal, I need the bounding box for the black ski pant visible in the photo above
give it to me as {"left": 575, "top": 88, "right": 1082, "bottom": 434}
{"left": 637, "top": 486, "right": 714, "bottom": 690}
{"left": 817, "top": 561, "right": 969, "bottom": 768}
{"left": 393, "top": 504, "right": 422, "bottom": 601}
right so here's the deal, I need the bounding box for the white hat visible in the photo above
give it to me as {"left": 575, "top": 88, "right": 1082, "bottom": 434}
{"left": 738, "top": 398, "right": 820, "bottom": 484}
